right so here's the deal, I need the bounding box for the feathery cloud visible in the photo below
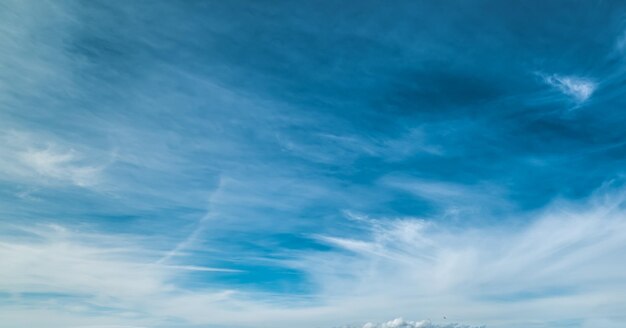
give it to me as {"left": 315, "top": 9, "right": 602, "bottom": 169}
{"left": 543, "top": 74, "right": 596, "bottom": 103}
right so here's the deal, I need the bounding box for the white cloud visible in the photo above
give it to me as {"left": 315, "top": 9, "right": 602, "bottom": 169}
{"left": 362, "top": 318, "right": 481, "bottom": 328}
{"left": 0, "top": 131, "right": 106, "bottom": 188}
{"left": 290, "top": 187, "right": 626, "bottom": 328}
{"left": 3, "top": 187, "right": 626, "bottom": 327}
{"left": 544, "top": 74, "right": 596, "bottom": 103}
{"left": 18, "top": 147, "right": 102, "bottom": 187}
{"left": 0, "top": 224, "right": 249, "bottom": 327}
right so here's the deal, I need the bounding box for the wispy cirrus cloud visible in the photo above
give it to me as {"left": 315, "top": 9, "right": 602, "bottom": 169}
{"left": 289, "top": 186, "right": 626, "bottom": 328}
{"left": 543, "top": 74, "right": 596, "bottom": 103}
{"left": 3, "top": 186, "right": 626, "bottom": 327}
{"left": 0, "top": 131, "right": 109, "bottom": 188}
{"left": 2, "top": 1, "right": 626, "bottom": 328}
{"left": 18, "top": 147, "right": 103, "bottom": 187}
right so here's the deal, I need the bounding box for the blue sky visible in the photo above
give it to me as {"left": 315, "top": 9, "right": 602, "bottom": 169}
{"left": 1, "top": 1, "right": 626, "bottom": 327}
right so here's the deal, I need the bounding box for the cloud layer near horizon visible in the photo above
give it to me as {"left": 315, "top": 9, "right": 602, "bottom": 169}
{"left": 2, "top": 186, "right": 626, "bottom": 327}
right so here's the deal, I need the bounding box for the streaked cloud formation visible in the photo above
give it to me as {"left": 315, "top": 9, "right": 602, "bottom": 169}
{"left": 1, "top": 1, "right": 626, "bottom": 328}
{"left": 2, "top": 188, "right": 625, "bottom": 327}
